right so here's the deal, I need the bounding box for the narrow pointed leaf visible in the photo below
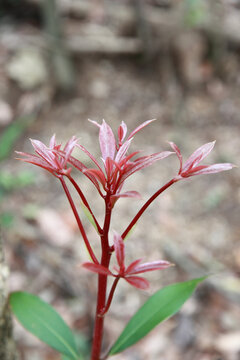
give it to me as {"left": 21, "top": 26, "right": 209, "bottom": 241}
{"left": 127, "top": 119, "right": 156, "bottom": 140}
{"left": 113, "top": 232, "right": 125, "bottom": 270}
{"left": 125, "top": 276, "right": 149, "bottom": 290}
{"left": 188, "top": 163, "right": 234, "bottom": 176}
{"left": 82, "top": 262, "right": 112, "bottom": 276}
{"left": 80, "top": 202, "right": 99, "bottom": 233}
{"left": 111, "top": 191, "right": 141, "bottom": 201}
{"left": 109, "top": 277, "right": 206, "bottom": 355}
{"left": 121, "top": 151, "right": 173, "bottom": 183}
{"left": 168, "top": 141, "right": 182, "bottom": 172}
{"left": 127, "top": 260, "right": 172, "bottom": 275}
{"left": 115, "top": 139, "right": 132, "bottom": 163}
{"left": 10, "top": 292, "right": 79, "bottom": 360}
{"left": 118, "top": 121, "right": 128, "bottom": 143}
{"left": 182, "top": 141, "right": 215, "bottom": 172}
{"left": 99, "top": 120, "right": 116, "bottom": 160}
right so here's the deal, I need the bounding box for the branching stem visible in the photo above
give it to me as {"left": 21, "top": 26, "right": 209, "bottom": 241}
{"left": 121, "top": 178, "right": 176, "bottom": 240}
{"left": 60, "top": 176, "right": 98, "bottom": 264}
{"left": 100, "top": 277, "right": 120, "bottom": 316}
{"left": 68, "top": 175, "right": 103, "bottom": 234}
{"left": 91, "top": 192, "right": 113, "bottom": 360}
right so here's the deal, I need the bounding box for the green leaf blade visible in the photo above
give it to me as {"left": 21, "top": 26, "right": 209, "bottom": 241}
{"left": 10, "top": 291, "right": 79, "bottom": 360}
{"left": 110, "top": 277, "right": 206, "bottom": 355}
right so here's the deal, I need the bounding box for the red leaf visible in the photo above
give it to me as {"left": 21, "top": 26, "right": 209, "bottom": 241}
{"left": 125, "top": 259, "right": 142, "bottom": 274}
{"left": 83, "top": 168, "right": 106, "bottom": 187}
{"left": 67, "top": 156, "right": 102, "bottom": 193}
{"left": 119, "top": 151, "right": 140, "bottom": 168}
{"left": 30, "top": 139, "right": 55, "bottom": 164}
{"left": 118, "top": 121, "right": 128, "bottom": 144}
{"left": 115, "top": 139, "right": 132, "bottom": 163}
{"left": 127, "top": 119, "right": 156, "bottom": 140}
{"left": 125, "top": 276, "right": 149, "bottom": 289}
{"left": 111, "top": 191, "right": 141, "bottom": 201}
{"left": 110, "top": 191, "right": 141, "bottom": 207}
{"left": 188, "top": 163, "right": 234, "bottom": 176}
{"left": 66, "top": 154, "right": 87, "bottom": 172}
{"left": 168, "top": 142, "right": 182, "bottom": 173}
{"left": 82, "top": 262, "right": 112, "bottom": 276}
{"left": 16, "top": 152, "right": 57, "bottom": 174}
{"left": 99, "top": 120, "right": 116, "bottom": 161}
{"left": 128, "top": 260, "right": 172, "bottom": 275}
{"left": 121, "top": 151, "right": 173, "bottom": 183}
{"left": 182, "top": 141, "right": 215, "bottom": 173}
{"left": 62, "top": 136, "right": 78, "bottom": 167}
{"left": 77, "top": 144, "right": 102, "bottom": 171}
{"left": 113, "top": 232, "right": 125, "bottom": 271}
{"left": 49, "top": 134, "right": 56, "bottom": 148}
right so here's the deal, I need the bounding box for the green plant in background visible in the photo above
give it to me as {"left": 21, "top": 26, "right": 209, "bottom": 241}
{"left": 0, "top": 116, "right": 33, "bottom": 161}
{"left": 0, "top": 170, "right": 35, "bottom": 228}
{"left": 183, "top": 0, "right": 208, "bottom": 27}
{"left": 10, "top": 120, "right": 233, "bottom": 359}
{"left": 0, "top": 116, "right": 36, "bottom": 227}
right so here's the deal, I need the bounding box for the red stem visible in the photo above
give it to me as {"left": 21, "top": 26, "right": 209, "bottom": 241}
{"left": 60, "top": 176, "right": 98, "bottom": 264}
{"left": 121, "top": 178, "right": 176, "bottom": 240}
{"left": 90, "top": 179, "right": 176, "bottom": 358}
{"left": 91, "top": 193, "right": 113, "bottom": 360}
{"left": 100, "top": 277, "right": 120, "bottom": 316}
{"left": 68, "top": 175, "right": 102, "bottom": 234}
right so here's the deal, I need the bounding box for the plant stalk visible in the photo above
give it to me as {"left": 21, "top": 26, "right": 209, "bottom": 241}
{"left": 91, "top": 193, "right": 112, "bottom": 360}
{"left": 122, "top": 178, "right": 176, "bottom": 240}
{"left": 60, "top": 176, "right": 98, "bottom": 264}
{"left": 68, "top": 175, "right": 102, "bottom": 234}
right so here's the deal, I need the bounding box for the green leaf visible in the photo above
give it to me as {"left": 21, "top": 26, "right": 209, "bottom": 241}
{"left": 0, "top": 212, "right": 14, "bottom": 228}
{"left": 61, "top": 333, "right": 90, "bottom": 360}
{"left": 10, "top": 292, "right": 79, "bottom": 360}
{"left": 0, "top": 115, "right": 34, "bottom": 161}
{"left": 109, "top": 277, "right": 206, "bottom": 355}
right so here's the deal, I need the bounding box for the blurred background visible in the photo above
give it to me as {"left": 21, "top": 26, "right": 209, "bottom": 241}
{"left": 0, "top": 0, "right": 239, "bottom": 359}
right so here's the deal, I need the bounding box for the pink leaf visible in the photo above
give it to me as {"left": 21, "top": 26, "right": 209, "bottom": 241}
{"left": 182, "top": 141, "right": 216, "bottom": 173}
{"left": 110, "top": 191, "right": 141, "bottom": 207}
{"left": 16, "top": 152, "right": 57, "bottom": 173}
{"left": 30, "top": 139, "right": 55, "bottom": 164}
{"left": 125, "top": 276, "right": 149, "bottom": 289}
{"left": 104, "top": 157, "right": 115, "bottom": 180}
{"left": 99, "top": 120, "right": 116, "bottom": 161}
{"left": 115, "top": 139, "right": 132, "bottom": 163}
{"left": 62, "top": 136, "right": 79, "bottom": 167}
{"left": 77, "top": 144, "right": 102, "bottom": 171}
{"left": 65, "top": 154, "right": 87, "bottom": 172}
{"left": 118, "top": 121, "right": 128, "bottom": 144}
{"left": 125, "top": 259, "right": 142, "bottom": 274}
{"left": 127, "top": 119, "right": 156, "bottom": 140}
{"left": 49, "top": 134, "right": 56, "bottom": 149}
{"left": 83, "top": 168, "right": 106, "bottom": 187}
{"left": 168, "top": 142, "right": 182, "bottom": 173}
{"left": 188, "top": 163, "right": 234, "bottom": 176}
{"left": 121, "top": 151, "right": 173, "bottom": 183}
{"left": 118, "top": 151, "right": 141, "bottom": 167}
{"left": 111, "top": 191, "right": 141, "bottom": 201}
{"left": 82, "top": 262, "right": 112, "bottom": 276}
{"left": 128, "top": 260, "right": 172, "bottom": 275}
{"left": 113, "top": 232, "right": 125, "bottom": 271}
{"left": 88, "top": 119, "right": 101, "bottom": 128}
{"left": 67, "top": 156, "right": 102, "bottom": 193}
